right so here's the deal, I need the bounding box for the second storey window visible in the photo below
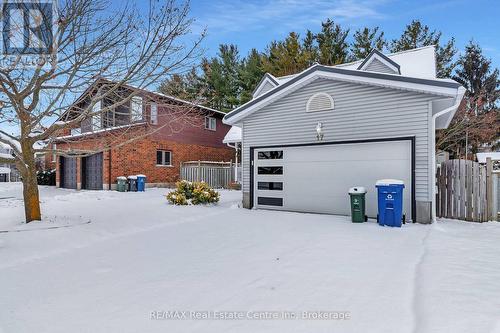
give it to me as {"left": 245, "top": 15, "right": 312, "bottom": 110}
{"left": 131, "top": 96, "right": 143, "bottom": 122}
{"left": 205, "top": 116, "right": 216, "bottom": 131}
{"left": 156, "top": 150, "right": 172, "bottom": 166}
{"left": 150, "top": 103, "right": 158, "bottom": 125}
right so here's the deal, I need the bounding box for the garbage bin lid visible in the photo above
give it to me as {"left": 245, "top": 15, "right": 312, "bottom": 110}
{"left": 136, "top": 174, "right": 146, "bottom": 178}
{"left": 375, "top": 179, "right": 404, "bottom": 186}
{"left": 348, "top": 186, "right": 366, "bottom": 194}
{"left": 117, "top": 176, "right": 127, "bottom": 180}
{"left": 127, "top": 175, "right": 137, "bottom": 179}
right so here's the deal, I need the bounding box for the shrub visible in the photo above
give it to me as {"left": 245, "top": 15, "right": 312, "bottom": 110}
{"left": 166, "top": 180, "right": 219, "bottom": 205}
{"left": 37, "top": 169, "right": 56, "bottom": 185}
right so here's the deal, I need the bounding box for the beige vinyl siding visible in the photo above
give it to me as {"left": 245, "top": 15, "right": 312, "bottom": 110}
{"left": 364, "top": 58, "right": 398, "bottom": 74}
{"left": 241, "top": 78, "right": 440, "bottom": 202}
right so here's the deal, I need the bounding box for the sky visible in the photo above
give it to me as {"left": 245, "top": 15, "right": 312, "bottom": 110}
{"left": 188, "top": 0, "right": 500, "bottom": 68}
{"left": 1, "top": 0, "right": 499, "bottom": 136}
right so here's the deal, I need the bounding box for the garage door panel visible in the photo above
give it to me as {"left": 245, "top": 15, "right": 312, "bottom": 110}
{"left": 61, "top": 156, "right": 77, "bottom": 189}
{"left": 254, "top": 140, "right": 412, "bottom": 219}
{"left": 84, "top": 153, "right": 103, "bottom": 190}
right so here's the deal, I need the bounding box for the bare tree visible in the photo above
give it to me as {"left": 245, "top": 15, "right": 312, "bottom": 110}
{"left": 0, "top": 0, "right": 205, "bottom": 222}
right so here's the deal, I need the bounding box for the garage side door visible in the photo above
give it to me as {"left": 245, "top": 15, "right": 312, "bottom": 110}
{"left": 61, "top": 156, "right": 77, "bottom": 189}
{"left": 84, "top": 153, "right": 103, "bottom": 190}
{"left": 254, "top": 140, "right": 412, "bottom": 219}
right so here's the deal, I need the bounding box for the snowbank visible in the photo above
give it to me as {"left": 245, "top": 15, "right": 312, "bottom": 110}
{"left": 1, "top": 183, "right": 500, "bottom": 332}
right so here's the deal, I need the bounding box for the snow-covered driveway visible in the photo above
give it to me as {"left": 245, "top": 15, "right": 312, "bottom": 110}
{"left": 1, "top": 183, "right": 500, "bottom": 333}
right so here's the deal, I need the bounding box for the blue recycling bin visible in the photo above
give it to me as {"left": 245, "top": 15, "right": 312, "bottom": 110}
{"left": 136, "top": 174, "right": 146, "bottom": 192}
{"left": 375, "top": 179, "right": 405, "bottom": 227}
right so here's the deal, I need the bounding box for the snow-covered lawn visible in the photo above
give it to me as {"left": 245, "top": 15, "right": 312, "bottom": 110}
{"left": 1, "top": 183, "right": 500, "bottom": 333}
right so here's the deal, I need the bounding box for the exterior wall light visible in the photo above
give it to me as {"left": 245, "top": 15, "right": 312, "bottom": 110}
{"left": 316, "top": 122, "right": 324, "bottom": 141}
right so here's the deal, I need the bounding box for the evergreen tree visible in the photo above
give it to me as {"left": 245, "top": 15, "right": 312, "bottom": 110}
{"left": 239, "top": 48, "right": 265, "bottom": 104}
{"left": 390, "top": 20, "right": 456, "bottom": 78}
{"left": 453, "top": 41, "right": 500, "bottom": 114}
{"left": 352, "top": 27, "right": 386, "bottom": 60}
{"left": 200, "top": 44, "right": 242, "bottom": 112}
{"left": 437, "top": 41, "right": 500, "bottom": 156}
{"left": 302, "top": 30, "right": 319, "bottom": 66}
{"left": 316, "top": 19, "right": 350, "bottom": 65}
{"left": 158, "top": 67, "right": 204, "bottom": 103}
{"left": 261, "top": 32, "right": 309, "bottom": 76}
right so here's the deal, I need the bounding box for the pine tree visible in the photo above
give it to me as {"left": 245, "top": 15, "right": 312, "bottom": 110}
{"left": 316, "top": 19, "right": 350, "bottom": 65}
{"left": 200, "top": 44, "right": 242, "bottom": 112}
{"left": 261, "top": 32, "right": 309, "bottom": 76}
{"left": 390, "top": 20, "right": 456, "bottom": 78}
{"left": 352, "top": 27, "right": 386, "bottom": 60}
{"left": 302, "top": 30, "right": 319, "bottom": 66}
{"left": 453, "top": 42, "right": 500, "bottom": 114}
{"left": 158, "top": 67, "right": 203, "bottom": 102}
{"left": 239, "top": 49, "right": 265, "bottom": 104}
{"left": 437, "top": 41, "right": 500, "bottom": 156}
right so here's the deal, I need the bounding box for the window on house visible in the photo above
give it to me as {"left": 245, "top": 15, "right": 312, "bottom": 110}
{"left": 51, "top": 143, "right": 57, "bottom": 162}
{"left": 156, "top": 150, "right": 172, "bottom": 166}
{"left": 91, "top": 100, "right": 101, "bottom": 131}
{"left": 205, "top": 116, "right": 216, "bottom": 131}
{"left": 150, "top": 103, "right": 158, "bottom": 125}
{"left": 258, "top": 151, "right": 283, "bottom": 159}
{"left": 257, "top": 166, "right": 283, "bottom": 175}
{"left": 131, "top": 96, "right": 143, "bottom": 122}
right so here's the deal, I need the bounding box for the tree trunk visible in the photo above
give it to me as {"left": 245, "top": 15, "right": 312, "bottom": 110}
{"left": 21, "top": 148, "right": 42, "bottom": 223}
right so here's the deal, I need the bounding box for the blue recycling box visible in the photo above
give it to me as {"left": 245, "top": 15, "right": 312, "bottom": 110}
{"left": 375, "top": 179, "right": 405, "bottom": 227}
{"left": 136, "top": 175, "right": 146, "bottom": 192}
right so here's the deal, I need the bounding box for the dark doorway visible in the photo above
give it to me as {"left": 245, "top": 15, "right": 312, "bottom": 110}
{"left": 82, "top": 153, "right": 103, "bottom": 190}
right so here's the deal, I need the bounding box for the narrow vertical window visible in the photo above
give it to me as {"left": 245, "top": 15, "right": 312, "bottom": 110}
{"left": 91, "top": 100, "right": 101, "bottom": 131}
{"left": 131, "top": 96, "right": 143, "bottom": 121}
{"left": 150, "top": 103, "right": 158, "bottom": 125}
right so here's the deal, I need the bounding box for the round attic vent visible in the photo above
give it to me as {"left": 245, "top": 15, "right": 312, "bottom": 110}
{"left": 306, "top": 92, "right": 334, "bottom": 113}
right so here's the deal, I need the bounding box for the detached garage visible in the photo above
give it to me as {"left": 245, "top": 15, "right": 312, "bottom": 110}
{"left": 223, "top": 47, "right": 465, "bottom": 223}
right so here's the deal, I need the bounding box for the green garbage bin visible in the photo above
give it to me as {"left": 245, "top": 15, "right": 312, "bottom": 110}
{"left": 117, "top": 176, "right": 127, "bottom": 192}
{"left": 349, "top": 187, "right": 367, "bottom": 223}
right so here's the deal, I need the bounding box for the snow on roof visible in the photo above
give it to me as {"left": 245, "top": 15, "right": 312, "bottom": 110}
{"left": 477, "top": 152, "right": 500, "bottom": 163}
{"left": 0, "top": 166, "right": 11, "bottom": 174}
{"left": 275, "top": 45, "right": 437, "bottom": 83}
{"left": 222, "top": 126, "right": 241, "bottom": 143}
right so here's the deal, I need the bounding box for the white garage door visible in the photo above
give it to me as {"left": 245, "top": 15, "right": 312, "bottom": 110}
{"left": 253, "top": 140, "right": 412, "bottom": 219}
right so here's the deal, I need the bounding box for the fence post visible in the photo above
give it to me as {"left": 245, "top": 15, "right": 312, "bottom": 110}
{"left": 486, "top": 157, "right": 493, "bottom": 221}
{"left": 197, "top": 160, "right": 201, "bottom": 182}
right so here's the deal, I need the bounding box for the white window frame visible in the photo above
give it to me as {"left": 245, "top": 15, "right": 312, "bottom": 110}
{"left": 150, "top": 103, "right": 158, "bottom": 125}
{"left": 156, "top": 150, "right": 172, "bottom": 167}
{"left": 131, "top": 96, "right": 143, "bottom": 122}
{"left": 205, "top": 116, "right": 216, "bottom": 131}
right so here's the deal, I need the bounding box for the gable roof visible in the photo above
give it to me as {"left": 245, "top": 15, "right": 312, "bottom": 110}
{"left": 223, "top": 63, "right": 461, "bottom": 125}
{"left": 60, "top": 78, "right": 226, "bottom": 121}
{"left": 357, "top": 49, "right": 401, "bottom": 74}
{"left": 252, "top": 73, "right": 279, "bottom": 98}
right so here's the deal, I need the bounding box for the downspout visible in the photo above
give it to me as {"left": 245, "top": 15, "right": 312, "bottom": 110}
{"left": 431, "top": 86, "right": 466, "bottom": 222}
{"left": 108, "top": 150, "right": 112, "bottom": 191}
{"left": 226, "top": 142, "right": 239, "bottom": 182}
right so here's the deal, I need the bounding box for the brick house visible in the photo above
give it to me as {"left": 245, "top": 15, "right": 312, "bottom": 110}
{"left": 52, "top": 81, "right": 233, "bottom": 190}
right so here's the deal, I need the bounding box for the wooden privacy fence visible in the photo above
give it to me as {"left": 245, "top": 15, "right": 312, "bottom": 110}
{"left": 436, "top": 159, "right": 494, "bottom": 222}
{"left": 180, "top": 161, "right": 235, "bottom": 188}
